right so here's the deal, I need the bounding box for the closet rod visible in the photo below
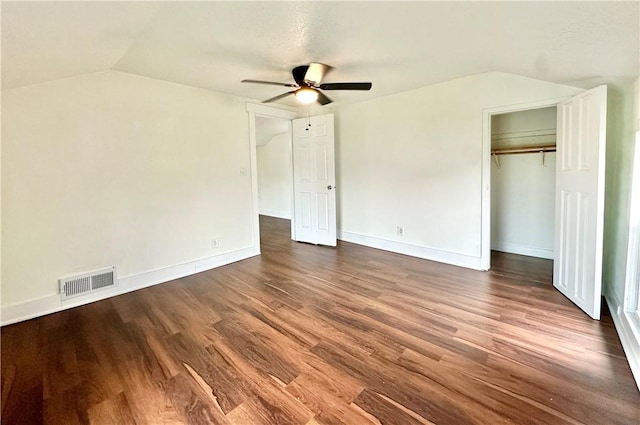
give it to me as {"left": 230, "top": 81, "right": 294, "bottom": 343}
{"left": 491, "top": 144, "right": 556, "bottom": 155}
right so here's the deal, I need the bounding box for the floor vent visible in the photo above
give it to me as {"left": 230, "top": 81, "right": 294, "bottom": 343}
{"left": 60, "top": 266, "right": 117, "bottom": 300}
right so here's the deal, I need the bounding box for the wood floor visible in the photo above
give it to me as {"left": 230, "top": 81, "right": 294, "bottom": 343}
{"left": 2, "top": 216, "right": 639, "bottom": 425}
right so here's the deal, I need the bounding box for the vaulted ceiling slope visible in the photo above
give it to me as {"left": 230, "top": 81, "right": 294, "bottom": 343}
{"left": 2, "top": 1, "right": 638, "bottom": 105}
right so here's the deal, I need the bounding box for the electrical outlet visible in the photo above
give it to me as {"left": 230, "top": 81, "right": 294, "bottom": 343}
{"left": 211, "top": 238, "right": 219, "bottom": 249}
{"left": 397, "top": 226, "right": 404, "bottom": 237}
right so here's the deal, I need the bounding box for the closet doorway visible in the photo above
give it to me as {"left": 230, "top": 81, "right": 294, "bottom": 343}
{"left": 482, "top": 86, "right": 608, "bottom": 319}
{"left": 490, "top": 107, "right": 557, "bottom": 261}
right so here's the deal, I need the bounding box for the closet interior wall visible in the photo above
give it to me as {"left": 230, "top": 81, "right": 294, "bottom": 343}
{"left": 490, "top": 107, "right": 557, "bottom": 260}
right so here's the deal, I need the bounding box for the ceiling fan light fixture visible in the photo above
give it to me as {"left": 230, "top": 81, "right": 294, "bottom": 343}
{"left": 295, "top": 87, "right": 318, "bottom": 104}
{"left": 242, "top": 63, "right": 371, "bottom": 106}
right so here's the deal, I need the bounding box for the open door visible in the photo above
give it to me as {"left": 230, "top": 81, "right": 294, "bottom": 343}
{"left": 554, "top": 85, "right": 607, "bottom": 319}
{"left": 292, "top": 113, "right": 337, "bottom": 246}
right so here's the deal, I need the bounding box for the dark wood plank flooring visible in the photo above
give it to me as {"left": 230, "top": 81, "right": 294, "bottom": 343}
{"left": 2, "top": 215, "right": 638, "bottom": 424}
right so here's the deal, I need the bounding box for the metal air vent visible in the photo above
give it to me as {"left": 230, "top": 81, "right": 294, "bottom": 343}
{"left": 59, "top": 266, "right": 117, "bottom": 300}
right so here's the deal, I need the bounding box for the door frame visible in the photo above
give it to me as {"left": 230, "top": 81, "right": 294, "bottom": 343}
{"left": 480, "top": 96, "right": 571, "bottom": 270}
{"left": 247, "top": 103, "right": 298, "bottom": 254}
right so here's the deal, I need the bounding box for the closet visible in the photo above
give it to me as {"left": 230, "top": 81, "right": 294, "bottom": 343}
{"left": 490, "top": 107, "right": 557, "bottom": 259}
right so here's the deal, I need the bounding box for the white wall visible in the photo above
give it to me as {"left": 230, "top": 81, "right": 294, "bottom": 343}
{"left": 602, "top": 77, "right": 640, "bottom": 391}
{"left": 257, "top": 133, "right": 292, "bottom": 219}
{"left": 635, "top": 78, "right": 640, "bottom": 133}
{"left": 490, "top": 154, "right": 556, "bottom": 259}
{"left": 334, "top": 72, "right": 581, "bottom": 268}
{"left": 1, "top": 71, "right": 255, "bottom": 321}
{"left": 603, "top": 81, "right": 637, "bottom": 304}
{"left": 490, "top": 108, "right": 556, "bottom": 259}
{"left": 491, "top": 107, "right": 556, "bottom": 148}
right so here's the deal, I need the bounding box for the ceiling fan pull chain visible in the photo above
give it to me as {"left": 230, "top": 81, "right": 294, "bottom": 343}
{"left": 306, "top": 107, "right": 311, "bottom": 131}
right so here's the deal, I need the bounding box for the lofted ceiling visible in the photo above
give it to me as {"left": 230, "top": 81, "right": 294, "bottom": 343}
{"left": 255, "top": 116, "right": 290, "bottom": 147}
{"left": 2, "top": 1, "right": 638, "bottom": 106}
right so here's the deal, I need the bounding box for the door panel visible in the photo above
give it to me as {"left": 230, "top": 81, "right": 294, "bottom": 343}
{"left": 553, "top": 85, "right": 607, "bottom": 319}
{"left": 292, "top": 114, "right": 337, "bottom": 246}
{"left": 300, "top": 192, "right": 312, "bottom": 228}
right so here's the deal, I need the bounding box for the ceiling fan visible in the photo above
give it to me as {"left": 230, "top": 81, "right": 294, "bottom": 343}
{"left": 241, "top": 63, "right": 372, "bottom": 105}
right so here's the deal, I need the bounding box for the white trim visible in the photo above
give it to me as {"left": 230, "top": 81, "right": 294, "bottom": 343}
{"left": 491, "top": 242, "right": 554, "bottom": 260}
{"left": 605, "top": 293, "right": 640, "bottom": 392}
{"left": 247, "top": 107, "right": 261, "bottom": 251}
{"left": 246, "top": 102, "right": 297, "bottom": 117}
{"left": 481, "top": 96, "right": 571, "bottom": 270}
{"left": 338, "top": 230, "right": 483, "bottom": 270}
{"left": 1, "top": 294, "right": 63, "bottom": 326}
{"left": 259, "top": 209, "right": 291, "bottom": 219}
{"left": 0, "top": 246, "right": 258, "bottom": 326}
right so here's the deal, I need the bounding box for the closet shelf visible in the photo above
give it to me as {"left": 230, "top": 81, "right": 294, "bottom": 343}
{"left": 491, "top": 144, "right": 556, "bottom": 156}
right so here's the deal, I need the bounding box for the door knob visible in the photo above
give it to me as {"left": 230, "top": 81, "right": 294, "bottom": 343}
{"left": 327, "top": 185, "right": 335, "bottom": 190}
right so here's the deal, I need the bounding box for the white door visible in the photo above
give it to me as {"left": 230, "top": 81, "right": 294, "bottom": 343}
{"left": 292, "top": 113, "right": 337, "bottom": 246}
{"left": 554, "top": 85, "right": 607, "bottom": 319}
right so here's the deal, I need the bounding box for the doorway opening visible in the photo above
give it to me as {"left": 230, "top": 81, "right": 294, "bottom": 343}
{"left": 481, "top": 97, "right": 563, "bottom": 271}
{"left": 255, "top": 115, "right": 294, "bottom": 229}
{"left": 247, "top": 103, "right": 297, "bottom": 254}
{"left": 490, "top": 107, "right": 557, "bottom": 267}
{"left": 255, "top": 115, "right": 294, "bottom": 246}
{"left": 247, "top": 105, "right": 338, "bottom": 253}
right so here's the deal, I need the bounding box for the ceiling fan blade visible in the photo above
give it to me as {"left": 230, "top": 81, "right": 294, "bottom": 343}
{"left": 262, "top": 91, "right": 296, "bottom": 103}
{"left": 316, "top": 91, "right": 332, "bottom": 105}
{"left": 292, "top": 65, "right": 309, "bottom": 86}
{"left": 242, "top": 79, "right": 297, "bottom": 88}
{"left": 304, "top": 63, "right": 333, "bottom": 86}
{"left": 319, "top": 82, "right": 372, "bottom": 91}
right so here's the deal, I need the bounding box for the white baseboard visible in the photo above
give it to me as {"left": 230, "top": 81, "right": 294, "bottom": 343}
{"left": 605, "top": 292, "right": 640, "bottom": 392}
{"left": 259, "top": 209, "right": 291, "bottom": 220}
{"left": 338, "top": 230, "right": 482, "bottom": 270}
{"left": 1, "top": 246, "right": 259, "bottom": 326}
{"left": 491, "top": 242, "right": 554, "bottom": 260}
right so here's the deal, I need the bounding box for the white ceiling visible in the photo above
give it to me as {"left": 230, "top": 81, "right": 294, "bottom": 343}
{"left": 2, "top": 1, "right": 638, "bottom": 106}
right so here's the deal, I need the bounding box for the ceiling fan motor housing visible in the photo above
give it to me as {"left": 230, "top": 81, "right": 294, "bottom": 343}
{"left": 241, "top": 62, "right": 372, "bottom": 105}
